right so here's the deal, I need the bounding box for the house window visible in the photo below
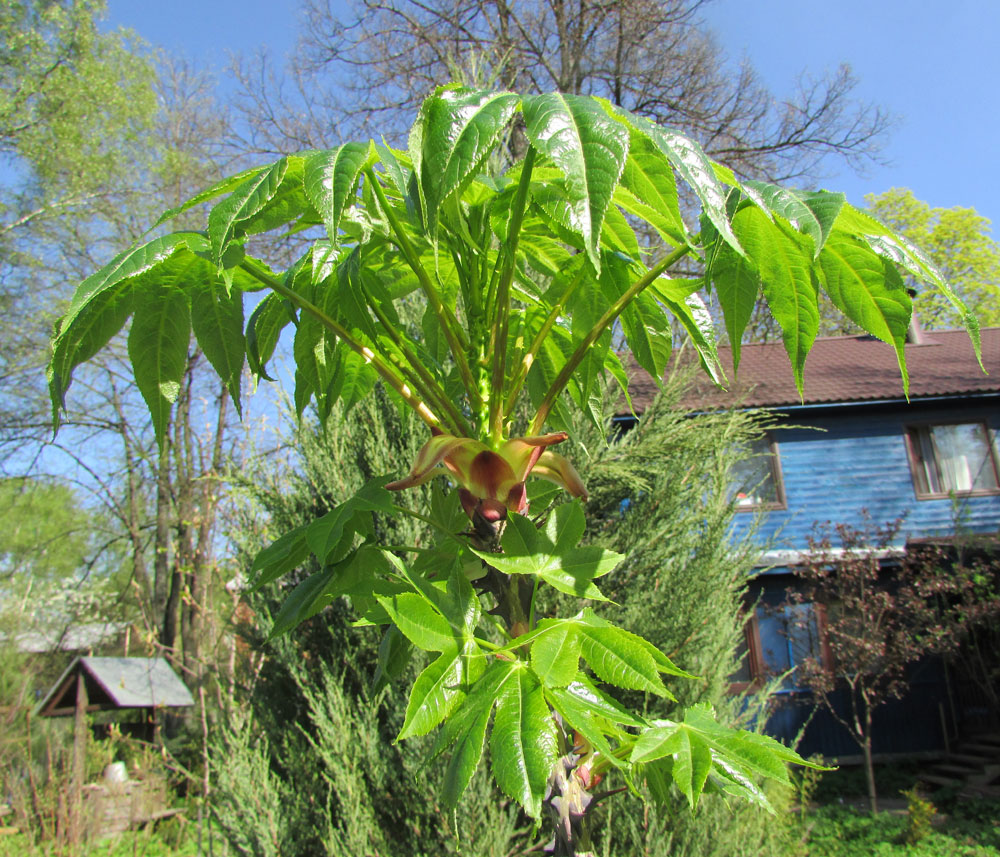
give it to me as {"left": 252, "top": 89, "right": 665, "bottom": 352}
{"left": 906, "top": 422, "right": 1000, "bottom": 498}
{"left": 730, "top": 433, "right": 785, "bottom": 511}
{"left": 731, "top": 602, "right": 828, "bottom": 692}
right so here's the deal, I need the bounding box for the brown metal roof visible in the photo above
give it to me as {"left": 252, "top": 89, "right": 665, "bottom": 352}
{"left": 627, "top": 327, "right": 1000, "bottom": 412}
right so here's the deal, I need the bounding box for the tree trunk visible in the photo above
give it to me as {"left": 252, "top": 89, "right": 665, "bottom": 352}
{"left": 863, "top": 707, "right": 878, "bottom": 815}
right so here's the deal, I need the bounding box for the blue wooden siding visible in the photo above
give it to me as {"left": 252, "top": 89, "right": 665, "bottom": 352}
{"left": 731, "top": 399, "right": 1000, "bottom": 556}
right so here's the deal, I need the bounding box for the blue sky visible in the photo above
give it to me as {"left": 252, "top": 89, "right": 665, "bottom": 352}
{"left": 105, "top": 0, "right": 999, "bottom": 229}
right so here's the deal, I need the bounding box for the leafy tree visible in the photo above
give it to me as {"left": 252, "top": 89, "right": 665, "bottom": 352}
{"left": 866, "top": 188, "right": 1000, "bottom": 328}
{"left": 0, "top": 477, "right": 110, "bottom": 633}
{"left": 0, "top": 0, "right": 157, "bottom": 436}
{"left": 782, "top": 519, "right": 994, "bottom": 815}
{"left": 49, "top": 86, "right": 974, "bottom": 853}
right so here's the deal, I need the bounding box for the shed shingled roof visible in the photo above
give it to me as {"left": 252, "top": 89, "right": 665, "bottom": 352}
{"left": 625, "top": 327, "right": 1000, "bottom": 412}
{"left": 36, "top": 657, "right": 194, "bottom": 716}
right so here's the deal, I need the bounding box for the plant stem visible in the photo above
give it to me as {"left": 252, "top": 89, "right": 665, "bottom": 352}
{"left": 365, "top": 288, "right": 473, "bottom": 436}
{"left": 238, "top": 259, "right": 442, "bottom": 429}
{"left": 364, "top": 167, "right": 483, "bottom": 417}
{"left": 530, "top": 245, "right": 690, "bottom": 435}
{"left": 488, "top": 147, "right": 536, "bottom": 443}
{"left": 504, "top": 265, "right": 586, "bottom": 419}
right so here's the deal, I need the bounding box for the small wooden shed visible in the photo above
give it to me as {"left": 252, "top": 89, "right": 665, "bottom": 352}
{"left": 35, "top": 657, "right": 194, "bottom": 841}
{"left": 37, "top": 656, "right": 194, "bottom": 727}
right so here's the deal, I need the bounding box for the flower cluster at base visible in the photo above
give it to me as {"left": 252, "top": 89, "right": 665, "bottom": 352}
{"left": 386, "top": 429, "right": 588, "bottom": 522}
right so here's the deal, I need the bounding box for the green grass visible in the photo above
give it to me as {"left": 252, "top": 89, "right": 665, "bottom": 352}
{"left": 807, "top": 801, "right": 1000, "bottom": 857}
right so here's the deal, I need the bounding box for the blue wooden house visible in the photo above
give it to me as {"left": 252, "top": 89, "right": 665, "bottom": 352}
{"left": 630, "top": 324, "right": 1000, "bottom": 760}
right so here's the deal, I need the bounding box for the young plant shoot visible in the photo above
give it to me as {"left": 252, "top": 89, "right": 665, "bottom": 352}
{"left": 48, "top": 87, "right": 978, "bottom": 855}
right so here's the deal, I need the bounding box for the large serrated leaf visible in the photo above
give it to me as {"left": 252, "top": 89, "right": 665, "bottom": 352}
{"left": 410, "top": 87, "right": 520, "bottom": 235}
{"left": 530, "top": 620, "right": 582, "bottom": 687}
{"left": 578, "top": 623, "right": 668, "bottom": 696}
{"left": 818, "top": 234, "right": 912, "bottom": 394}
{"left": 709, "top": 234, "right": 759, "bottom": 373}
{"left": 617, "top": 127, "right": 687, "bottom": 245}
{"left": 650, "top": 277, "right": 726, "bottom": 385}
{"left": 731, "top": 206, "right": 818, "bottom": 394}
{"left": 835, "top": 204, "right": 983, "bottom": 367}
{"left": 470, "top": 513, "right": 621, "bottom": 600}
{"left": 249, "top": 525, "right": 311, "bottom": 591}
{"left": 378, "top": 592, "right": 454, "bottom": 652}
{"left": 49, "top": 281, "right": 134, "bottom": 418}
{"left": 246, "top": 292, "right": 293, "bottom": 383}
{"left": 190, "top": 279, "right": 245, "bottom": 414}
{"left": 743, "top": 182, "right": 845, "bottom": 257}
{"left": 127, "top": 281, "right": 192, "bottom": 448}
{"left": 399, "top": 648, "right": 467, "bottom": 740}
{"left": 490, "top": 667, "right": 557, "bottom": 819}
{"left": 59, "top": 233, "right": 193, "bottom": 338}
{"left": 208, "top": 158, "right": 288, "bottom": 266}
{"left": 523, "top": 93, "right": 629, "bottom": 273}
{"left": 304, "top": 142, "right": 376, "bottom": 242}
{"left": 604, "top": 101, "right": 741, "bottom": 256}
{"left": 153, "top": 164, "right": 270, "bottom": 227}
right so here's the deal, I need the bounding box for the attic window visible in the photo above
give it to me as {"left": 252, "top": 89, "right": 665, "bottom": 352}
{"left": 730, "top": 433, "right": 785, "bottom": 511}
{"left": 906, "top": 422, "right": 1000, "bottom": 498}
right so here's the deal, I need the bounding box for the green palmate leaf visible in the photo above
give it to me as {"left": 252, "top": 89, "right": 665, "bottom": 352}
{"left": 249, "top": 525, "right": 311, "bottom": 591}
{"left": 835, "top": 204, "right": 983, "bottom": 366}
{"left": 59, "top": 233, "right": 193, "bottom": 337}
{"left": 431, "top": 660, "right": 517, "bottom": 806}
{"left": 409, "top": 86, "right": 520, "bottom": 235}
{"left": 530, "top": 619, "right": 582, "bottom": 687}
{"left": 649, "top": 277, "right": 726, "bottom": 384}
{"left": 208, "top": 157, "right": 288, "bottom": 266}
{"left": 326, "top": 346, "right": 378, "bottom": 415}
{"left": 153, "top": 164, "right": 270, "bottom": 227}
{"left": 398, "top": 647, "right": 468, "bottom": 740}
{"left": 471, "top": 513, "right": 621, "bottom": 600}
{"left": 601, "top": 253, "right": 672, "bottom": 380}
{"left": 190, "top": 278, "right": 245, "bottom": 414}
{"left": 743, "top": 182, "right": 845, "bottom": 257}
{"left": 708, "top": 211, "right": 759, "bottom": 373}
{"left": 544, "top": 685, "right": 619, "bottom": 767}
{"left": 605, "top": 102, "right": 741, "bottom": 256}
{"left": 304, "top": 479, "right": 396, "bottom": 564}
{"left": 578, "top": 619, "right": 670, "bottom": 696}
{"left": 378, "top": 592, "right": 454, "bottom": 652}
{"left": 632, "top": 703, "right": 826, "bottom": 810}
{"left": 730, "top": 205, "right": 819, "bottom": 394}
{"left": 617, "top": 127, "right": 687, "bottom": 245}
{"left": 304, "top": 141, "right": 377, "bottom": 243}
{"left": 49, "top": 281, "right": 134, "bottom": 421}
{"left": 246, "top": 292, "right": 294, "bottom": 383}
{"left": 818, "top": 234, "right": 912, "bottom": 394}
{"left": 523, "top": 92, "right": 629, "bottom": 272}
{"left": 127, "top": 281, "right": 192, "bottom": 448}
{"left": 490, "top": 666, "right": 558, "bottom": 819}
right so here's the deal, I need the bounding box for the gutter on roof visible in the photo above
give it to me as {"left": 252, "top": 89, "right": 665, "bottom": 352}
{"left": 689, "top": 390, "right": 1000, "bottom": 416}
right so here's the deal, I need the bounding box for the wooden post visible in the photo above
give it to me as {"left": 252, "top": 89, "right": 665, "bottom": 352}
{"left": 70, "top": 672, "right": 89, "bottom": 845}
